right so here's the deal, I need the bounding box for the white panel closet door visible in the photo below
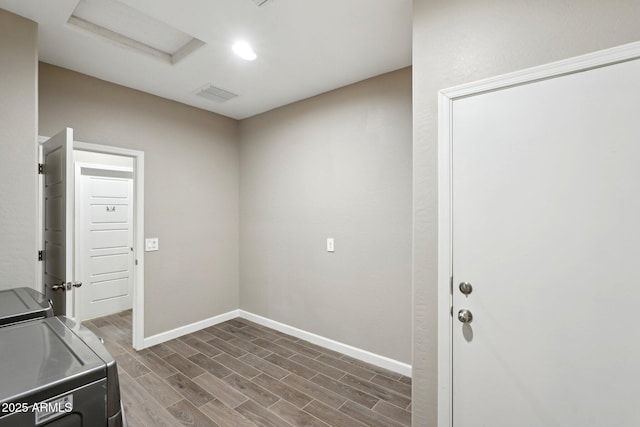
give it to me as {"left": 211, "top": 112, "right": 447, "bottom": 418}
{"left": 452, "top": 58, "right": 640, "bottom": 426}
{"left": 78, "top": 170, "right": 133, "bottom": 320}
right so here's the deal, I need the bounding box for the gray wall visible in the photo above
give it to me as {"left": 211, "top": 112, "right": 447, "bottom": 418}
{"left": 239, "top": 68, "right": 413, "bottom": 363}
{"left": 412, "top": 1, "right": 640, "bottom": 425}
{"left": 39, "top": 63, "right": 240, "bottom": 336}
{"left": 0, "top": 9, "right": 37, "bottom": 290}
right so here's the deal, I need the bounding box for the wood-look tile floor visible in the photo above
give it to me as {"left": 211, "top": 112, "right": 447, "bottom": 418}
{"left": 84, "top": 310, "right": 412, "bottom": 427}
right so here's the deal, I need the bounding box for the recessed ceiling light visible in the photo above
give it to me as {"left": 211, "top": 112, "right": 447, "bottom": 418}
{"left": 232, "top": 41, "right": 257, "bottom": 61}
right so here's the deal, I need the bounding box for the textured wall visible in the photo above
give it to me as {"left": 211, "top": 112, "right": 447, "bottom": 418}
{"left": 0, "top": 9, "right": 37, "bottom": 290}
{"left": 39, "top": 63, "right": 240, "bottom": 337}
{"left": 239, "top": 68, "right": 413, "bottom": 363}
{"left": 412, "top": 1, "right": 640, "bottom": 425}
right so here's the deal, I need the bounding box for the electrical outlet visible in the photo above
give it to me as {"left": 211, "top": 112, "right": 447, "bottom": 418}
{"left": 327, "top": 238, "right": 335, "bottom": 252}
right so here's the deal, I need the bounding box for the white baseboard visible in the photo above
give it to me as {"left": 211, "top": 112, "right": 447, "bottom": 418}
{"left": 140, "top": 308, "right": 411, "bottom": 378}
{"left": 239, "top": 310, "right": 412, "bottom": 377}
{"left": 142, "top": 309, "right": 240, "bottom": 348}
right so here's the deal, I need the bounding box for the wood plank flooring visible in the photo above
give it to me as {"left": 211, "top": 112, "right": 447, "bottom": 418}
{"left": 83, "top": 311, "right": 412, "bottom": 427}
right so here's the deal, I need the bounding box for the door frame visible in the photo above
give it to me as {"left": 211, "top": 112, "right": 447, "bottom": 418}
{"left": 75, "top": 162, "right": 134, "bottom": 323}
{"left": 437, "top": 41, "right": 640, "bottom": 427}
{"left": 38, "top": 137, "right": 145, "bottom": 350}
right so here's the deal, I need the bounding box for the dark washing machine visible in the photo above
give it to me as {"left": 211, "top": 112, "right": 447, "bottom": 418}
{"left": 0, "top": 316, "right": 125, "bottom": 426}
{"left": 0, "top": 287, "right": 53, "bottom": 326}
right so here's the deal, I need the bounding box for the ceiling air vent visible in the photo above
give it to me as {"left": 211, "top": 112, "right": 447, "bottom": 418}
{"left": 195, "top": 85, "right": 239, "bottom": 103}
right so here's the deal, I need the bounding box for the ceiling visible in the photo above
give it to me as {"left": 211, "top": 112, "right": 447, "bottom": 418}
{"left": 0, "top": 0, "right": 412, "bottom": 119}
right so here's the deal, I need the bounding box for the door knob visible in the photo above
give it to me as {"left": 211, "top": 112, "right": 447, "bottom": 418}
{"left": 50, "top": 283, "right": 66, "bottom": 292}
{"left": 72, "top": 281, "right": 82, "bottom": 288}
{"left": 458, "top": 309, "right": 473, "bottom": 323}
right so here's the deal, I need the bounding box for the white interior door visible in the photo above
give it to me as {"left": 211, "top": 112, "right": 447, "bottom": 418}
{"left": 451, "top": 57, "right": 640, "bottom": 425}
{"left": 42, "top": 127, "right": 76, "bottom": 316}
{"left": 78, "top": 167, "right": 134, "bottom": 320}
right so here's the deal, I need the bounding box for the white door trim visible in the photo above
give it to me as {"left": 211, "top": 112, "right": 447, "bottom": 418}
{"left": 38, "top": 137, "right": 145, "bottom": 350}
{"left": 437, "top": 40, "right": 640, "bottom": 427}
{"left": 74, "top": 142, "right": 145, "bottom": 351}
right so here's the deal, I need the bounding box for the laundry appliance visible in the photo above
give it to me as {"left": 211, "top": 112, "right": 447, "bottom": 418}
{"left": 0, "top": 287, "right": 53, "bottom": 327}
{"left": 0, "top": 314, "right": 125, "bottom": 426}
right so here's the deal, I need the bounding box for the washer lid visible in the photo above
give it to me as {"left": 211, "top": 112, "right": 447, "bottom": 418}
{"left": 0, "top": 287, "right": 53, "bottom": 326}
{"left": 0, "top": 317, "right": 105, "bottom": 405}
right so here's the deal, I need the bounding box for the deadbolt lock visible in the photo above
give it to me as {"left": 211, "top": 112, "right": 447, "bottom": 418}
{"left": 459, "top": 281, "right": 473, "bottom": 295}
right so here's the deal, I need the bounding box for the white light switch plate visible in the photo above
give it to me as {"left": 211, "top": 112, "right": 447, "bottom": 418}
{"left": 145, "top": 237, "right": 159, "bottom": 252}
{"left": 327, "top": 238, "right": 335, "bottom": 252}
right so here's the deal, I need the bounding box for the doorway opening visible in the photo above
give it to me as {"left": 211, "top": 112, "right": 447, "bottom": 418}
{"left": 38, "top": 135, "right": 145, "bottom": 350}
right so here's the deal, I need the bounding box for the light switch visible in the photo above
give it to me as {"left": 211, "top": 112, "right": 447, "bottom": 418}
{"left": 327, "top": 238, "right": 335, "bottom": 252}
{"left": 145, "top": 237, "right": 159, "bottom": 252}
